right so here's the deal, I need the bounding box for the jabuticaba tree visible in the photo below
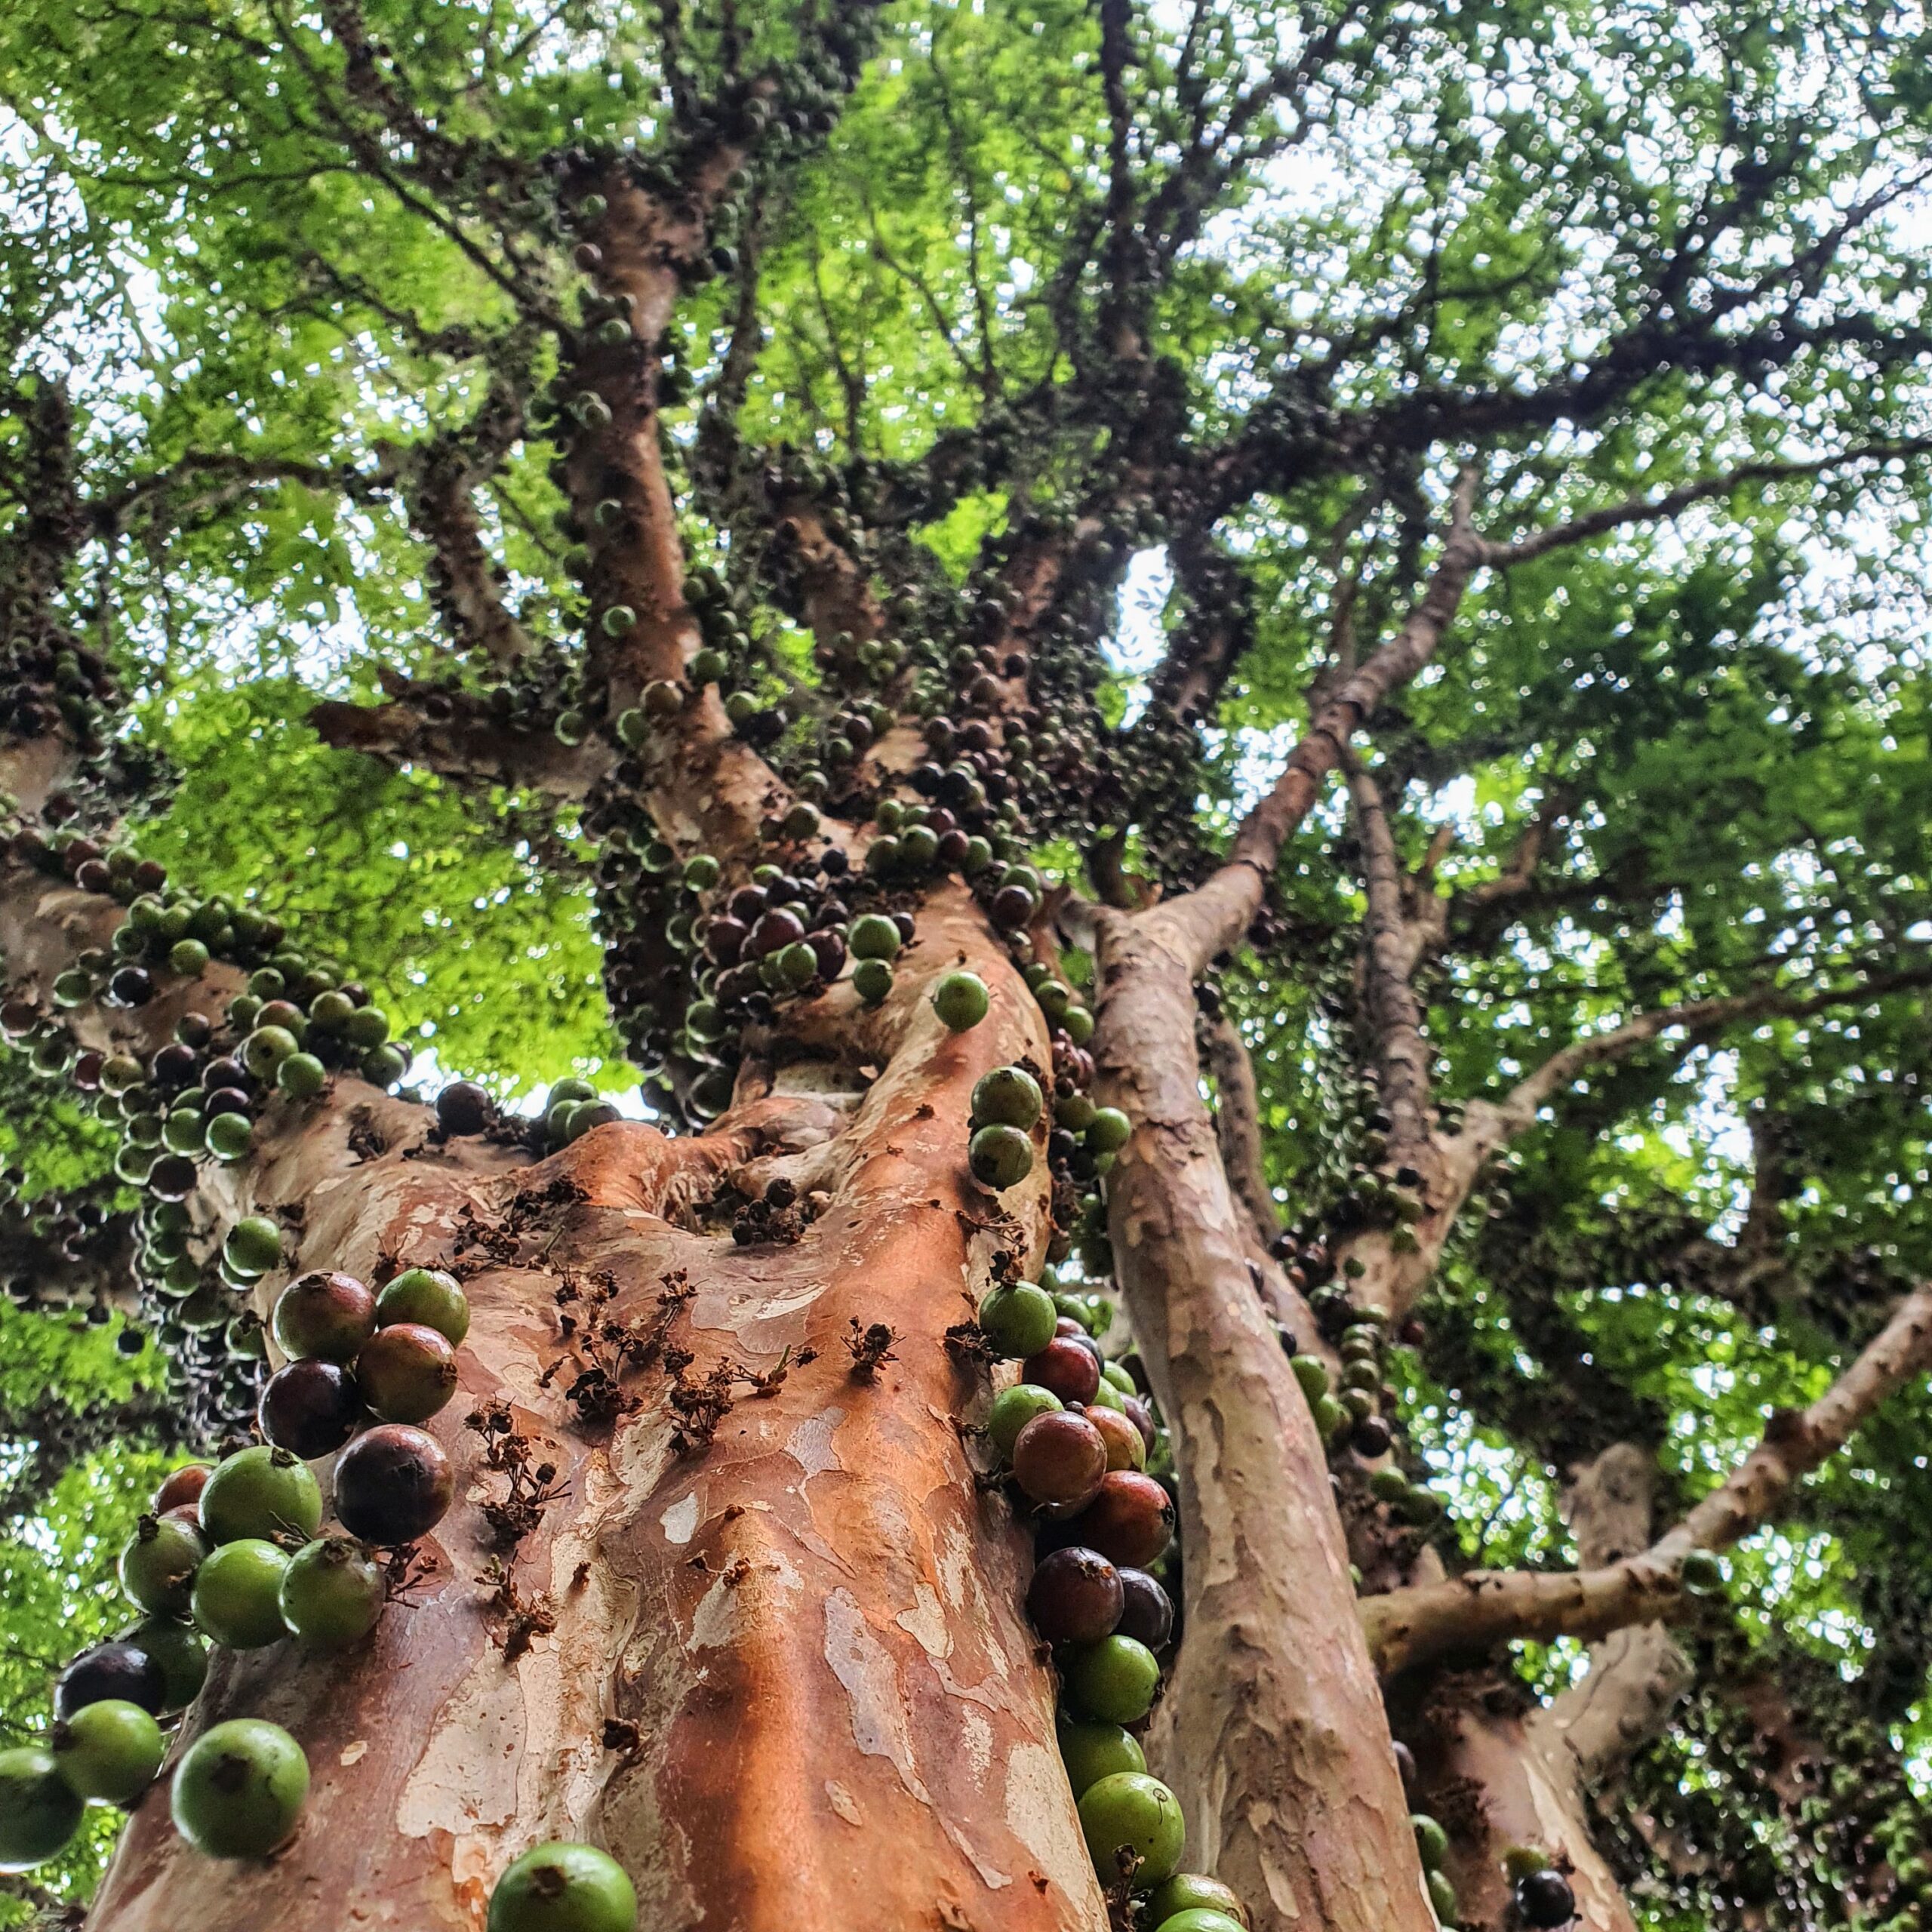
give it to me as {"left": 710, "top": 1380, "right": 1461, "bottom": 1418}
{"left": 8, "top": 0, "right": 1932, "bottom": 1929}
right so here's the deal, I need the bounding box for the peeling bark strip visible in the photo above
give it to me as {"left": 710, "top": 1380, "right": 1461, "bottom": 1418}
{"left": 1362, "top": 1283, "right": 1932, "bottom": 1678}
{"left": 1091, "top": 906, "right": 1436, "bottom": 1932}
{"left": 85, "top": 892, "right": 1106, "bottom": 1932}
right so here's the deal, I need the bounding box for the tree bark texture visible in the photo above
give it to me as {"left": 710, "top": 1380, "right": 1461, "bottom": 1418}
{"left": 1091, "top": 903, "right": 1435, "bottom": 1932}
{"left": 81, "top": 886, "right": 1108, "bottom": 1932}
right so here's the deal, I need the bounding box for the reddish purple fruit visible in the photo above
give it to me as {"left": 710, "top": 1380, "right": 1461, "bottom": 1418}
{"left": 1070, "top": 1472, "right": 1175, "bottom": 1569}
{"left": 1011, "top": 1411, "right": 1109, "bottom": 1509}
{"left": 153, "top": 1463, "right": 212, "bottom": 1515}
{"left": 259, "top": 1358, "right": 365, "bottom": 1460}
{"left": 1115, "top": 1567, "right": 1174, "bottom": 1650}
{"left": 1022, "top": 1337, "right": 1102, "bottom": 1407}
{"left": 54, "top": 1642, "right": 166, "bottom": 1722}
{"left": 272, "top": 1271, "right": 377, "bottom": 1363}
{"left": 333, "top": 1424, "right": 454, "bottom": 1545}
{"left": 1026, "top": 1546, "right": 1124, "bottom": 1645}
{"left": 355, "top": 1322, "right": 459, "bottom": 1424}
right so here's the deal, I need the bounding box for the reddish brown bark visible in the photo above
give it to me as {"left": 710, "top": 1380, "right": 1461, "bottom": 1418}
{"left": 1091, "top": 903, "right": 1435, "bottom": 1932}
{"left": 84, "top": 885, "right": 1106, "bottom": 1932}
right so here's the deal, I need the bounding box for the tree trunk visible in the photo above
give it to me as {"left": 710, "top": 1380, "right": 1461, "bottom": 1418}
{"left": 79, "top": 886, "right": 1107, "bottom": 1931}
{"left": 1091, "top": 905, "right": 1435, "bottom": 1932}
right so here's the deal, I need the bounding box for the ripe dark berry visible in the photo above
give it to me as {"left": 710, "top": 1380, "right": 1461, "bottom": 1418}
{"left": 259, "top": 1358, "right": 365, "bottom": 1459}
{"left": 1026, "top": 1546, "right": 1124, "bottom": 1644}
{"left": 1515, "top": 1869, "right": 1577, "bottom": 1927}
{"left": 54, "top": 1641, "right": 167, "bottom": 1721}
{"left": 272, "top": 1271, "right": 377, "bottom": 1362}
{"left": 334, "top": 1423, "right": 454, "bottom": 1544}
{"left": 1114, "top": 1567, "right": 1174, "bottom": 1650}
{"left": 436, "top": 1081, "right": 494, "bottom": 1135}
{"left": 1023, "top": 1336, "right": 1102, "bottom": 1407}
{"left": 1011, "top": 1411, "right": 1108, "bottom": 1508}
{"left": 1068, "top": 1471, "right": 1175, "bottom": 1569}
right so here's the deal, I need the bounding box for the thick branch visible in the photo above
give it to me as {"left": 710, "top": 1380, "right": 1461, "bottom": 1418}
{"left": 1202, "top": 1012, "right": 1283, "bottom": 1249}
{"left": 1152, "top": 472, "right": 1483, "bottom": 977}
{"left": 1363, "top": 1282, "right": 1932, "bottom": 1676}
{"left": 1346, "top": 752, "right": 1435, "bottom": 1158}
{"left": 1496, "top": 968, "right": 1932, "bottom": 1129}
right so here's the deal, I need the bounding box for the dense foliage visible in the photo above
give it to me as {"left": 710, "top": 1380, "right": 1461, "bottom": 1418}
{"left": 5, "top": 0, "right": 1932, "bottom": 1924}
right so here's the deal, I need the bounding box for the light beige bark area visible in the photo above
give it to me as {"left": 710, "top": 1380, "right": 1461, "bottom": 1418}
{"left": 86, "top": 886, "right": 1106, "bottom": 1932}
{"left": 1092, "top": 905, "right": 1435, "bottom": 1932}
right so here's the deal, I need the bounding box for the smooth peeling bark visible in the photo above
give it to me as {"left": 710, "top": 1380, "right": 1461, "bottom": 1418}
{"left": 89, "top": 887, "right": 1106, "bottom": 1932}
{"left": 1410, "top": 1674, "right": 1639, "bottom": 1932}
{"left": 1090, "top": 904, "right": 1435, "bottom": 1932}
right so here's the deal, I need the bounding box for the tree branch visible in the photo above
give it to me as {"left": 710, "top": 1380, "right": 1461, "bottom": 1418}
{"left": 1362, "top": 1282, "right": 1932, "bottom": 1676}
{"left": 1495, "top": 967, "right": 1932, "bottom": 1130}
{"left": 1149, "top": 469, "right": 1482, "bottom": 978}
{"left": 1202, "top": 1011, "right": 1283, "bottom": 1250}
{"left": 1345, "top": 750, "right": 1435, "bottom": 1158}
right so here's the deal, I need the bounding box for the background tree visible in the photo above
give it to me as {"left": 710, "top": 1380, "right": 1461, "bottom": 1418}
{"left": 3, "top": 1, "right": 1932, "bottom": 1930}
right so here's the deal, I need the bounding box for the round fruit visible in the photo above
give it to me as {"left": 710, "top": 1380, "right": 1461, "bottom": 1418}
{"left": 136, "top": 1619, "right": 208, "bottom": 1712}
{"left": 1412, "top": 1814, "right": 1449, "bottom": 1869}
{"left": 1152, "top": 1911, "right": 1246, "bottom": 1932}
{"left": 987, "top": 1383, "right": 1062, "bottom": 1459}
{"left": 1057, "top": 1716, "right": 1146, "bottom": 1798}
{"left": 355, "top": 1321, "right": 460, "bottom": 1423}
{"left": 851, "top": 957, "right": 894, "bottom": 1004}
{"left": 1115, "top": 1567, "right": 1174, "bottom": 1650}
{"left": 1679, "top": 1548, "right": 1727, "bottom": 1595}
{"left": 1144, "top": 1874, "right": 1251, "bottom": 1927}
{"left": 1090, "top": 1406, "right": 1146, "bottom": 1472}
{"left": 1086, "top": 1107, "right": 1132, "bottom": 1154}
{"left": 208, "top": 1111, "right": 255, "bottom": 1160}
{"left": 437, "top": 1081, "right": 493, "bottom": 1135}
{"left": 1078, "top": 1771, "right": 1184, "bottom": 1890}
{"left": 51, "top": 1698, "right": 165, "bottom": 1804}
{"left": 0, "top": 1748, "right": 83, "bottom": 1869}
{"left": 334, "top": 1423, "right": 454, "bottom": 1544}
{"left": 1515, "top": 1870, "right": 1577, "bottom": 1927}
{"left": 192, "top": 1538, "right": 292, "bottom": 1649}
{"left": 272, "top": 1270, "right": 377, "bottom": 1361}
{"left": 223, "top": 1214, "right": 284, "bottom": 1277}
{"left": 1011, "top": 1411, "right": 1109, "bottom": 1509}
{"left": 259, "top": 1358, "right": 365, "bottom": 1459}
{"left": 969, "top": 1122, "right": 1034, "bottom": 1189}
{"left": 171, "top": 1718, "right": 308, "bottom": 1859}
{"left": 977, "top": 1284, "right": 1058, "bottom": 1358}
{"left": 971, "top": 1065, "right": 1042, "bottom": 1129}
{"left": 119, "top": 1511, "right": 208, "bottom": 1617}
{"left": 198, "top": 1445, "right": 323, "bottom": 1545}
{"left": 279, "top": 1537, "right": 385, "bottom": 1649}
{"left": 54, "top": 1641, "right": 166, "bottom": 1721}
{"left": 1502, "top": 1845, "right": 1552, "bottom": 1881}
{"left": 488, "top": 1841, "right": 638, "bottom": 1932}
{"left": 848, "top": 913, "right": 901, "bottom": 961}
{"left": 276, "top": 1051, "right": 326, "bottom": 1100}
{"left": 1022, "top": 1335, "right": 1102, "bottom": 1407}
{"left": 154, "top": 1462, "right": 213, "bottom": 1515}
{"left": 931, "top": 971, "right": 989, "bottom": 1032}
{"left": 1072, "top": 1471, "right": 1176, "bottom": 1569}
{"left": 1428, "top": 1869, "right": 1459, "bottom": 1923}
{"left": 1063, "top": 1635, "right": 1161, "bottom": 1724}
{"left": 374, "top": 1266, "right": 470, "bottom": 1346}
{"left": 1026, "top": 1546, "right": 1123, "bottom": 1644}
